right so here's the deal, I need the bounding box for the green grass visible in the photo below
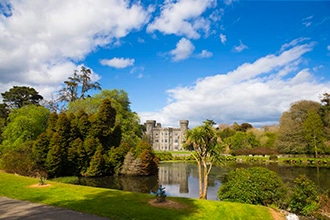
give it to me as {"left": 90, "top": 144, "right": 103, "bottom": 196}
{"left": 0, "top": 172, "right": 277, "bottom": 220}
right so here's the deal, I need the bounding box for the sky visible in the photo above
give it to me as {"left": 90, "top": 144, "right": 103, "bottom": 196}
{"left": 0, "top": 0, "right": 330, "bottom": 128}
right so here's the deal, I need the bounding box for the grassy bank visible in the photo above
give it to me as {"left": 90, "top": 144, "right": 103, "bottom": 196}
{"left": 0, "top": 172, "right": 279, "bottom": 220}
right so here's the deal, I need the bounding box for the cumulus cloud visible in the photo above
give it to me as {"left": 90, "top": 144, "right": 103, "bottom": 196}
{"left": 170, "top": 38, "right": 195, "bottom": 61}
{"left": 0, "top": 0, "right": 150, "bottom": 99}
{"left": 197, "top": 50, "right": 213, "bottom": 58}
{"left": 147, "top": 0, "right": 216, "bottom": 39}
{"left": 219, "top": 33, "right": 227, "bottom": 44}
{"left": 139, "top": 40, "right": 329, "bottom": 128}
{"left": 233, "top": 40, "right": 248, "bottom": 52}
{"left": 100, "top": 57, "right": 135, "bottom": 69}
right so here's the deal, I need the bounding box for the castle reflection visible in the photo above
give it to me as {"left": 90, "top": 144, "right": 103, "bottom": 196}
{"left": 158, "top": 162, "right": 190, "bottom": 194}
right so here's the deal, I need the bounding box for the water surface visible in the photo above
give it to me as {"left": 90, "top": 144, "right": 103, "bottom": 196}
{"left": 78, "top": 162, "right": 330, "bottom": 200}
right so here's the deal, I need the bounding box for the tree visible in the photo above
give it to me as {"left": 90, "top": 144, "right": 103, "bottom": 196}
{"left": 303, "top": 109, "right": 325, "bottom": 157}
{"left": 226, "top": 131, "right": 260, "bottom": 153}
{"left": 58, "top": 66, "right": 101, "bottom": 103}
{"left": 1, "top": 105, "right": 50, "bottom": 148}
{"left": 184, "top": 120, "right": 221, "bottom": 199}
{"left": 1, "top": 86, "right": 43, "bottom": 109}
{"left": 79, "top": 66, "right": 101, "bottom": 99}
{"left": 0, "top": 103, "right": 9, "bottom": 143}
{"left": 276, "top": 100, "right": 322, "bottom": 154}
{"left": 68, "top": 89, "right": 142, "bottom": 146}
{"left": 91, "top": 98, "right": 118, "bottom": 149}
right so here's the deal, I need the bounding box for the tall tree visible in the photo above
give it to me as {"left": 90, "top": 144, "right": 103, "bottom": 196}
{"left": 184, "top": 120, "right": 221, "bottom": 199}
{"left": 276, "top": 100, "right": 322, "bottom": 154}
{"left": 1, "top": 86, "right": 43, "bottom": 109}
{"left": 1, "top": 105, "right": 50, "bottom": 148}
{"left": 79, "top": 66, "right": 101, "bottom": 99}
{"left": 303, "top": 109, "right": 325, "bottom": 157}
{"left": 58, "top": 66, "right": 101, "bottom": 103}
{"left": 58, "top": 70, "right": 79, "bottom": 102}
{"left": 68, "top": 89, "right": 141, "bottom": 146}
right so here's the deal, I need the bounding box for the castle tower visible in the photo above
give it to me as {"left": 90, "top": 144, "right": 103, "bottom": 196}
{"left": 145, "top": 120, "right": 156, "bottom": 144}
{"left": 179, "top": 120, "right": 189, "bottom": 150}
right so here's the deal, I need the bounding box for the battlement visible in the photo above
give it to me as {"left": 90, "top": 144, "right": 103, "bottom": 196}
{"left": 145, "top": 120, "right": 189, "bottom": 151}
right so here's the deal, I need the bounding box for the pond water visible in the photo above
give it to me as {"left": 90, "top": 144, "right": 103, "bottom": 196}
{"left": 77, "top": 162, "right": 330, "bottom": 200}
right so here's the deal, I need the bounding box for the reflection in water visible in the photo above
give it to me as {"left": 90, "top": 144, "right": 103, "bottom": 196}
{"left": 76, "top": 162, "right": 330, "bottom": 201}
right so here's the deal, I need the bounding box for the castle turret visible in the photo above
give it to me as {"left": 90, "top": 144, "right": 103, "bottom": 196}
{"left": 145, "top": 120, "right": 156, "bottom": 145}
{"left": 179, "top": 120, "right": 189, "bottom": 150}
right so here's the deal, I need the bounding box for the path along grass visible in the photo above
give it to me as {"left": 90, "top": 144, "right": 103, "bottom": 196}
{"left": 0, "top": 172, "right": 281, "bottom": 220}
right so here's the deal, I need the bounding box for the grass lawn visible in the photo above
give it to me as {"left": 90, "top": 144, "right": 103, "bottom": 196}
{"left": 0, "top": 172, "right": 281, "bottom": 220}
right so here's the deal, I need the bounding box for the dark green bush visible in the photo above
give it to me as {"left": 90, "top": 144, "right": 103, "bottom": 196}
{"left": 218, "top": 167, "right": 286, "bottom": 206}
{"left": 289, "top": 175, "right": 319, "bottom": 215}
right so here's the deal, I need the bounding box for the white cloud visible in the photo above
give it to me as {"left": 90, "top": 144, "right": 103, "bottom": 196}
{"left": 198, "top": 50, "right": 213, "bottom": 58}
{"left": 219, "top": 33, "right": 227, "bottom": 44}
{"left": 147, "top": 0, "right": 215, "bottom": 39}
{"left": 0, "top": 0, "right": 150, "bottom": 100}
{"left": 209, "top": 9, "right": 224, "bottom": 22}
{"left": 280, "top": 37, "right": 310, "bottom": 51}
{"left": 170, "top": 38, "right": 195, "bottom": 61}
{"left": 233, "top": 40, "right": 248, "bottom": 52}
{"left": 327, "top": 45, "right": 330, "bottom": 51}
{"left": 139, "top": 41, "right": 328, "bottom": 128}
{"left": 100, "top": 57, "right": 135, "bottom": 69}
{"left": 302, "top": 15, "right": 313, "bottom": 27}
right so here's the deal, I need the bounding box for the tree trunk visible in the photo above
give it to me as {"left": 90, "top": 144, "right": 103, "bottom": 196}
{"left": 197, "top": 160, "right": 203, "bottom": 199}
{"left": 201, "top": 160, "right": 213, "bottom": 199}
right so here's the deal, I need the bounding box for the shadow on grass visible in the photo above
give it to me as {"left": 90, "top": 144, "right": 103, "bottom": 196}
{"left": 51, "top": 190, "right": 199, "bottom": 220}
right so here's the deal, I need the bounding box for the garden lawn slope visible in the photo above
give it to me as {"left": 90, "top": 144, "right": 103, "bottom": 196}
{"left": 0, "top": 172, "right": 280, "bottom": 220}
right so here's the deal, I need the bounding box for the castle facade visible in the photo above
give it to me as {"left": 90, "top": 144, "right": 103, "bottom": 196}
{"left": 145, "top": 120, "right": 189, "bottom": 151}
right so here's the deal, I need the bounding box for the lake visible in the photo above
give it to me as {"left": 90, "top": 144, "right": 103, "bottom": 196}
{"left": 77, "top": 162, "right": 330, "bottom": 200}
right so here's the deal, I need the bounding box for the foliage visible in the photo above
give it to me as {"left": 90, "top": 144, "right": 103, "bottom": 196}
{"left": 303, "top": 109, "right": 327, "bottom": 157}
{"left": 226, "top": 131, "right": 260, "bottom": 152}
{"left": 289, "top": 175, "right": 319, "bottom": 215}
{"left": 120, "top": 141, "right": 158, "bottom": 176}
{"left": 155, "top": 151, "right": 174, "bottom": 161}
{"left": 185, "top": 120, "right": 222, "bottom": 199}
{"left": 276, "top": 100, "right": 322, "bottom": 154}
{"left": 1, "top": 105, "right": 50, "bottom": 149}
{"left": 218, "top": 167, "right": 286, "bottom": 207}
{"left": 58, "top": 66, "right": 101, "bottom": 103}
{"left": 107, "top": 142, "right": 131, "bottom": 174}
{"left": 68, "top": 89, "right": 142, "bottom": 146}
{"left": 0, "top": 141, "right": 35, "bottom": 176}
{"left": 1, "top": 86, "right": 43, "bottom": 109}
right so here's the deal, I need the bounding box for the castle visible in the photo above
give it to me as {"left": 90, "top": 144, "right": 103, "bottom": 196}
{"left": 145, "top": 120, "right": 189, "bottom": 151}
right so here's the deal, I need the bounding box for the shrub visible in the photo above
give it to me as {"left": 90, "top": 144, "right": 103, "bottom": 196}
{"left": 1, "top": 142, "right": 35, "bottom": 176}
{"left": 289, "top": 175, "right": 319, "bottom": 215}
{"left": 155, "top": 151, "right": 174, "bottom": 161}
{"left": 218, "top": 167, "right": 286, "bottom": 206}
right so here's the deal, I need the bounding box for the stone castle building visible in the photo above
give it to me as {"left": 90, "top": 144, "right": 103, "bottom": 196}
{"left": 145, "top": 120, "right": 189, "bottom": 151}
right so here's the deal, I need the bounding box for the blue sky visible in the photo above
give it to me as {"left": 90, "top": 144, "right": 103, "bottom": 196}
{"left": 0, "top": 0, "right": 330, "bottom": 128}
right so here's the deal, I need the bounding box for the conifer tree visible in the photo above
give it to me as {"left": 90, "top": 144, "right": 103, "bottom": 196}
{"left": 84, "top": 144, "right": 106, "bottom": 177}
